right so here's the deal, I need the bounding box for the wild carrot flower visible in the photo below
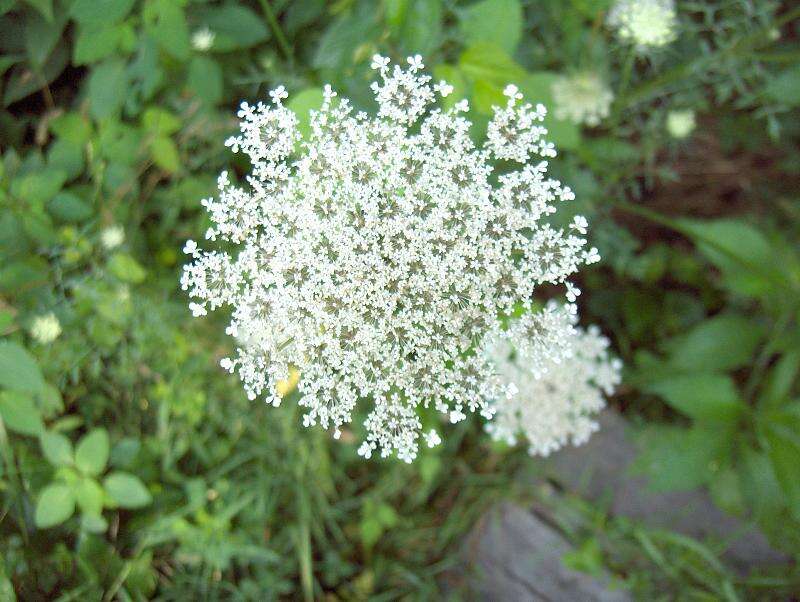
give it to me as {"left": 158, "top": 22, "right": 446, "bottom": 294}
{"left": 608, "top": 0, "right": 678, "bottom": 51}
{"left": 182, "top": 56, "right": 598, "bottom": 462}
{"left": 666, "top": 109, "right": 696, "bottom": 139}
{"left": 486, "top": 316, "right": 622, "bottom": 456}
{"left": 551, "top": 72, "right": 613, "bottom": 127}
{"left": 30, "top": 312, "right": 62, "bottom": 344}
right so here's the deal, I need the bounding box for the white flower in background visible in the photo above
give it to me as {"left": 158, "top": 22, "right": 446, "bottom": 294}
{"left": 608, "top": 0, "right": 678, "bottom": 50}
{"left": 486, "top": 317, "right": 622, "bottom": 457}
{"left": 191, "top": 27, "right": 215, "bottom": 52}
{"left": 551, "top": 72, "right": 613, "bottom": 127}
{"left": 182, "top": 56, "right": 599, "bottom": 462}
{"left": 30, "top": 312, "right": 62, "bottom": 344}
{"left": 666, "top": 109, "right": 696, "bottom": 139}
{"left": 100, "top": 225, "right": 125, "bottom": 250}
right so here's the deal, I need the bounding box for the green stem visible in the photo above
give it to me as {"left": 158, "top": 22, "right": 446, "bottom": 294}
{"left": 743, "top": 307, "right": 793, "bottom": 404}
{"left": 257, "top": 0, "right": 294, "bottom": 63}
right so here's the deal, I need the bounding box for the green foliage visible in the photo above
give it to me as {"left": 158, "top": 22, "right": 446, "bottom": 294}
{"left": 1, "top": 0, "right": 800, "bottom": 599}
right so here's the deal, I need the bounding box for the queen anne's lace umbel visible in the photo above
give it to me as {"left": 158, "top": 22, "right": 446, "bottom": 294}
{"left": 608, "top": 0, "right": 678, "bottom": 51}
{"left": 487, "top": 315, "right": 622, "bottom": 457}
{"left": 181, "top": 56, "right": 599, "bottom": 462}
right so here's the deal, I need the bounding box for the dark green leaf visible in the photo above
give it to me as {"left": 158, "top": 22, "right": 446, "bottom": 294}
{"left": 87, "top": 58, "right": 129, "bottom": 120}
{"left": 645, "top": 373, "right": 744, "bottom": 422}
{"left": 47, "top": 191, "right": 93, "bottom": 223}
{"left": 187, "top": 56, "right": 223, "bottom": 106}
{"left": 194, "top": 4, "right": 269, "bottom": 52}
{"left": 71, "top": 0, "right": 135, "bottom": 27}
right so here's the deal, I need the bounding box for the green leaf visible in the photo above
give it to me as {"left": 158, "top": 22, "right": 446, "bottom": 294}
{"left": 35, "top": 483, "right": 75, "bottom": 528}
{"left": 50, "top": 112, "right": 92, "bottom": 145}
{"left": 80, "top": 512, "right": 108, "bottom": 533}
{"left": 677, "top": 218, "right": 785, "bottom": 297}
{"left": 399, "top": 0, "right": 442, "bottom": 56}
{"left": 0, "top": 390, "right": 44, "bottom": 436}
{"left": 0, "top": 341, "right": 45, "bottom": 393}
{"left": 10, "top": 168, "right": 66, "bottom": 206}
{"left": 313, "top": 8, "right": 378, "bottom": 70}
{"left": 764, "top": 421, "right": 800, "bottom": 519}
{"left": 73, "top": 23, "right": 131, "bottom": 65}
{"left": 739, "top": 447, "right": 783, "bottom": 519}
{"left": 761, "top": 350, "right": 800, "bottom": 409}
{"left": 87, "top": 58, "right": 129, "bottom": 121}
{"left": 104, "top": 472, "right": 152, "bottom": 508}
{"left": 459, "top": 43, "right": 526, "bottom": 88}
{"left": 194, "top": 4, "right": 269, "bottom": 52}
{"left": 75, "top": 428, "right": 110, "bottom": 476}
{"left": 287, "top": 88, "right": 324, "bottom": 140}
{"left": 40, "top": 430, "right": 73, "bottom": 466}
{"left": 71, "top": 0, "right": 135, "bottom": 27}
{"left": 47, "top": 191, "right": 93, "bottom": 223}
{"left": 107, "top": 253, "right": 146, "bottom": 284}
{"left": 460, "top": 0, "right": 522, "bottom": 55}
{"left": 48, "top": 138, "right": 85, "bottom": 180}
{"left": 150, "top": 136, "right": 180, "bottom": 173}
{"left": 24, "top": 9, "right": 67, "bottom": 69}
{"left": 634, "top": 424, "right": 732, "bottom": 491}
{"left": 75, "top": 477, "right": 105, "bottom": 516}
{"left": 23, "top": 0, "right": 53, "bottom": 20}
{"left": 645, "top": 373, "right": 744, "bottom": 422}
{"left": 3, "top": 41, "right": 69, "bottom": 106}
{"left": 664, "top": 313, "right": 764, "bottom": 372}
{"left": 187, "top": 56, "right": 223, "bottom": 106}
{"left": 765, "top": 65, "right": 800, "bottom": 107}
{"left": 520, "top": 71, "right": 580, "bottom": 149}
{"left": 143, "top": 0, "right": 190, "bottom": 61}
{"left": 432, "top": 64, "right": 468, "bottom": 111}
{"left": 142, "top": 107, "right": 181, "bottom": 135}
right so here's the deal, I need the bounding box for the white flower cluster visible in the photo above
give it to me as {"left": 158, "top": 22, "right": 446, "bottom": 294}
{"left": 30, "top": 312, "right": 62, "bottom": 344}
{"left": 487, "top": 317, "right": 622, "bottom": 457}
{"left": 608, "top": 0, "right": 678, "bottom": 51}
{"left": 666, "top": 109, "right": 696, "bottom": 139}
{"left": 551, "top": 72, "right": 614, "bottom": 127}
{"left": 182, "top": 55, "right": 600, "bottom": 462}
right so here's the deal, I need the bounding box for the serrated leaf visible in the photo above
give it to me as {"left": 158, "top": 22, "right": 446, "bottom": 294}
{"left": 40, "top": 430, "right": 73, "bottom": 466}
{"left": 35, "top": 483, "right": 75, "bottom": 528}
{"left": 0, "top": 341, "right": 45, "bottom": 393}
{"left": 75, "top": 428, "right": 110, "bottom": 476}
{"left": 104, "top": 472, "right": 152, "bottom": 508}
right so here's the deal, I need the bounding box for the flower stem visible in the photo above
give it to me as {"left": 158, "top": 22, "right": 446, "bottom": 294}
{"left": 258, "top": 0, "right": 294, "bottom": 63}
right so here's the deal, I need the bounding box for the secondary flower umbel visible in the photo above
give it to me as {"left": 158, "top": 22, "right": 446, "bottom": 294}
{"left": 181, "top": 55, "right": 598, "bottom": 462}
{"left": 487, "top": 312, "right": 622, "bottom": 457}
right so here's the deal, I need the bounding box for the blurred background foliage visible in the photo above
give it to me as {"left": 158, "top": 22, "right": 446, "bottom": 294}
{"left": 1, "top": 0, "right": 800, "bottom": 599}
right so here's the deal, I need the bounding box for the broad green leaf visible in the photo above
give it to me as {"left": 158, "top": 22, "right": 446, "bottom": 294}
{"left": 0, "top": 390, "right": 44, "bottom": 436}
{"left": 764, "top": 422, "right": 800, "bottom": 519}
{"left": 87, "top": 58, "right": 129, "bottom": 120}
{"left": 664, "top": 313, "right": 764, "bottom": 372}
{"left": 47, "top": 138, "right": 85, "bottom": 180}
{"left": 75, "top": 428, "right": 110, "bottom": 476}
{"left": 765, "top": 65, "right": 800, "bottom": 107}
{"left": 24, "top": 9, "right": 67, "bottom": 68}
{"left": 460, "top": 0, "right": 522, "bottom": 55}
{"left": 677, "top": 218, "right": 785, "bottom": 297}
{"left": 399, "top": 0, "right": 442, "bottom": 56}
{"left": 193, "top": 4, "right": 269, "bottom": 52}
{"left": 10, "top": 168, "right": 66, "bottom": 206}
{"left": 73, "top": 23, "right": 132, "bottom": 65}
{"left": 187, "top": 56, "right": 223, "bottom": 106}
{"left": 645, "top": 373, "right": 744, "bottom": 422}
{"left": 432, "top": 64, "right": 467, "bottom": 111}
{"left": 47, "top": 191, "right": 93, "bottom": 223}
{"left": 75, "top": 477, "right": 105, "bottom": 515}
{"left": 81, "top": 512, "right": 108, "bottom": 533}
{"left": 761, "top": 350, "right": 800, "bottom": 409}
{"left": 143, "top": 0, "right": 191, "bottom": 61}
{"left": 71, "top": 0, "right": 135, "bottom": 27}
{"left": 35, "top": 483, "right": 75, "bottom": 528}
{"left": 739, "top": 447, "right": 784, "bottom": 519}
{"left": 0, "top": 341, "right": 45, "bottom": 393}
{"left": 634, "top": 424, "right": 733, "bottom": 491}
{"left": 104, "top": 472, "right": 152, "bottom": 508}
{"left": 40, "top": 430, "right": 73, "bottom": 466}
{"left": 150, "top": 136, "right": 180, "bottom": 173}
{"left": 459, "top": 43, "right": 526, "bottom": 88}
{"left": 142, "top": 107, "right": 181, "bottom": 135}
{"left": 287, "top": 88, "right": 324, "bottom": 140}
{"left": 50, "top": 113, "right": 92, "bottom": 145}
{"left": 107, "top": 253, "right": 146, "bottom": 284}
{"left": 313, "top": 8, "right": 379, "bottom": 70}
